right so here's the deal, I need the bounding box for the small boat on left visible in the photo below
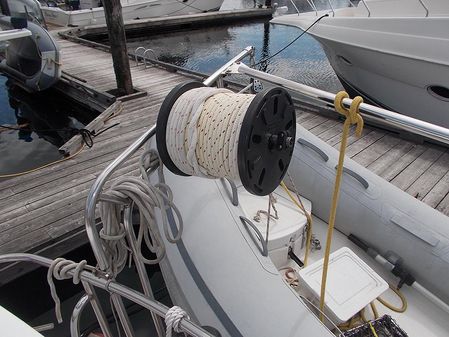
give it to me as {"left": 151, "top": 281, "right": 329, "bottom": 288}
{"left": 0, "top": 0, "right": 61, "bottom": 92}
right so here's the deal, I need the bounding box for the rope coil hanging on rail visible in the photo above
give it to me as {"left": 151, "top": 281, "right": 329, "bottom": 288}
{"left": 98, "top": 149, "right": 184, "bottom": 276}
{"left": 156, "top": 80, "right": 297, "bottom": 196}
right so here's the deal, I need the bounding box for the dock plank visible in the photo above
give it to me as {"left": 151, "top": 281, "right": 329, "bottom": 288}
{"left": 390, "top": 146, "right": 445, "bottom": 191}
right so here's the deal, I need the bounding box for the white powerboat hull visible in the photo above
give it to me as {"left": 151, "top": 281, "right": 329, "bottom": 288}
{"left": 42, "top": 0, "right": 224, "bottom": 27}
{"left": 272, "top": 7, "right": 449, "bottom": 128}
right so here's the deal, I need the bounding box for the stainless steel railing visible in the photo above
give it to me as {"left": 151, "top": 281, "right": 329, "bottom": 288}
{"left": 0, "top": 253, "right": 213, "bottom": 337}
{"left": 235, "top": 62, "right": 449, "bottom": 146}
{"left": 305, "top": 0, "right": 431, "bottom": 17}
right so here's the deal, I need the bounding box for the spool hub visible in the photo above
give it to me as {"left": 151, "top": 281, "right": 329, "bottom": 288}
{"left": 238, "top": 87, "right": 295, "bottom": 195}
{"left": 156, "top": 81, "right": 296, "bottom": 196}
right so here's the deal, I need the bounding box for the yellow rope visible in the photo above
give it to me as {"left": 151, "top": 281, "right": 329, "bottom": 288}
{"left": 280, "top": 181, "right": 313, "bottom": 265}
{"left": 319, "top": 92, "right": 364, "bottom": 321}
{"left": 377, "top": 285, "right": 408, "bottom": 313}
{"left": 370, "top": 301, "right": 379, "bottom": 319}
{"left": 0, "top": 145, "right": 85, "bottom": 179}
{"left": 369, "top": 322, "right": 379, "bottom": 337}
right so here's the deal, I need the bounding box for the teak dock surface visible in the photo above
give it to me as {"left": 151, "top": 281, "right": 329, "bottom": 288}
{"left": 0, "top": 33, "right": 448, "bottom": 284}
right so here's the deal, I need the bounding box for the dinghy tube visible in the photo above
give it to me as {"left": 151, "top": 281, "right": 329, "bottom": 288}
{"left": 0, "top": 16, "right": 61, "bottom": 91}
{"left": 289, "top": 124, "right": 449, "bottom": 306}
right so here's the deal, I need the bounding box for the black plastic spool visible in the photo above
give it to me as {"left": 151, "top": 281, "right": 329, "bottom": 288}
{"left": 156, "top": 80, "right": 205, "bottom": 176}
{"left": 156, "top": 81, "right": 296, "bottom": 196}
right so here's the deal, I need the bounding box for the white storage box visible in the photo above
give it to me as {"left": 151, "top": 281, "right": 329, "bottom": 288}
{"left": 239, "top": 186, "right": 311, "bottom": 268}
{"left": 298, "top": 247, "right": 388, "bottom": 325}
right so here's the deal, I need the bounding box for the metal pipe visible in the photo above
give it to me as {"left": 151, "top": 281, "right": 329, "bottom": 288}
{"left": 326, "top": 0, "right": 335, "bottom": 16}
{"left": 306, "top": 0, "right": 319, "bottom": 16}
{"left": 289, "top": 0, "right": 302, "bottom": 15}
{"left": 203, "top": 46, "right": 255, "bottom": 87}
{"left": 417, "top": 0, "right": 429, "bottom": 17}
{"left": 85, "top": 125, "right": 157, "bottom": 271}
{"left": 81, "top": 281, "right": 113, "bottom": 337}
{"left": 70, "top": 294, "right": 89, "bottom": 337}
{"left": 412, "top": 281, "right": 449, "bottom": 314}
{"left": 110, "top": 293, "right": 135, "bottom": 337}
{"left": 360, "top": 0, "right": 371, "bottom": 16}
{"left": 0, "top": 253, "right": 213, "bottom": 337}
{"left": 124, "top": 206, "right": 166, "bottom": 337}
{"left": 237, "top": 63, "right": 449, "bottom": 146}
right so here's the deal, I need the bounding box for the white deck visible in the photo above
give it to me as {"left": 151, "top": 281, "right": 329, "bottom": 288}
{"left": 289, "top": 214, "right": 449, "bottom": 337}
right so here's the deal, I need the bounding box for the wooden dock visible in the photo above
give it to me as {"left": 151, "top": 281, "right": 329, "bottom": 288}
{"left": 0, "top": 35, "right": 448, "bottom": 284}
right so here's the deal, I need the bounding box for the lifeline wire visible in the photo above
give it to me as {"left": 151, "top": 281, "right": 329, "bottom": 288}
{"left": 166, "top": 87, "right": 255, "bottom": 180}
{"left": 253, "top": 13, "right": 329, "bottom": 68}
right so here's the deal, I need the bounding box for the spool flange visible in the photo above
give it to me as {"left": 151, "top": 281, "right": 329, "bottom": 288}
{"left": 238, "top": 87, "right": 296, "bottom": 196}
{"left": 156, "top": 80, "right": 205, "bottom": 176}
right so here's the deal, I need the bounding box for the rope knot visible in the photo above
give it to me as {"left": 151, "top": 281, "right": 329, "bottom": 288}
{"left": 334, "top": 91, "right": 364, "bottom": 137}
{"left": 165, "top": 306, "right": 189, "bottom": 337}
{"left": 47, "top": 258, "right": 94, "bottom": 323}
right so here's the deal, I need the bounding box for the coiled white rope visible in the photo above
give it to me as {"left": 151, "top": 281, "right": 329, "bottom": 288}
{"left": 166, "top": 87, "right": 255, "bottom": 180}
{"left": 47, "top": 258, "right": 96, "bottom": 323}
{"left": 165, "top": 306, "right": 190, "bottom": 337}
{"left": 99, "top": 149, "right": 183, "bottom": 276}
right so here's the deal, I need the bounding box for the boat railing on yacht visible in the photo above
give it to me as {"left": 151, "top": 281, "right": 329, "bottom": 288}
{"left": 293, "top": 0, "right": 434, "bottom": 17}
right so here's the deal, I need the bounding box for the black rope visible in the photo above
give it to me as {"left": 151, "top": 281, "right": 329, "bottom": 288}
{"left": 0, "top": 122, "right": 120, "bottom": 148}
{"left": 253, "top": 13, "right": 329, "bottom": 68}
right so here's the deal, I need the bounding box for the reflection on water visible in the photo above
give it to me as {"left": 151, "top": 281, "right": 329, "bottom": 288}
{"left": 0, "top": 76, "right": 96, "bottom": 176}
{"left": 127, "top": 21, "right": 342, "bottom": 92}
{"left": 127, "top": 0, "right": 351, "bottom": 92}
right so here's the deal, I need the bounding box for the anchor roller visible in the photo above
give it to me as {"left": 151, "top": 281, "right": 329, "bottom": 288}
{"left": 156, "top": 80, "right": 296, "bottom": 196}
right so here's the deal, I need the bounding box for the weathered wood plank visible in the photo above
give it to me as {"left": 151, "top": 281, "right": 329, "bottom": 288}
{"left": 422, "top": 170, "right": 449, "bottom": 210}
{"left": 406, "top": 151, "right": 449, "bottom": 200}
{"left": 351, "top": 134, "right": 401, "bottom": 167}
{"left": 379, "top": 144, "right": 428, "bottom": 182}
{"left": 59, "top": 101, "right": 123, "bottom": 156}
{"left": 366, "top": 141, "right": 416, "bottom": 176}
{"left": 390, "top": 146, "right": 445, "bottom": 191}
{"left": 436, "top": 192, "right": 449, "bottom": 216}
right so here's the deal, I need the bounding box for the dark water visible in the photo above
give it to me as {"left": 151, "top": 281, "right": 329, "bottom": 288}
{"left": 1, "top": 0, "right": 348, "bottom": 176}
{"left": 0, "top": 77, "right": 96, "bottom": 176}
{"left": 126, "top": 0, "right": 349, "bottom": 92}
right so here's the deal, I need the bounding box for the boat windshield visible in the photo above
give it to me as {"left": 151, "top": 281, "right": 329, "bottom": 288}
{"left": 7, "top": 0, "right": 45, "bottom": 25}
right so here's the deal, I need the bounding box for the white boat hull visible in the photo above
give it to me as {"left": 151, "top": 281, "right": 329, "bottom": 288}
{"left": 272, "top": 12, "right": 449, "bottom": 128}
{"left": 41, "top": 0, "right": 224, "bottom": 26}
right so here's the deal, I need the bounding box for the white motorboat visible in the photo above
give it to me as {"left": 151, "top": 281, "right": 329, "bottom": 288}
{"left": 41, "top": 0, "right": 225, "bottom": 27}
{"left": 271, "top": 0, "right": 449, "bottom": 129}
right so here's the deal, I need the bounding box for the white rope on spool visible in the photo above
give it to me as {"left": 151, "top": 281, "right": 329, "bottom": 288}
{"left": 166, "top": 87, "right": 256, "bottom": 180}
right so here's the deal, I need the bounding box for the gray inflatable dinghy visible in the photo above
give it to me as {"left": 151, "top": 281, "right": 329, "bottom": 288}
{"left": 290, "top": 124, "right": 449, "bottom": 306}
{"left": 0, "top": 16, "right": 61, "bottom": 91}
{"left": 152, "top": 123, "right": 449, "bottom": 337}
